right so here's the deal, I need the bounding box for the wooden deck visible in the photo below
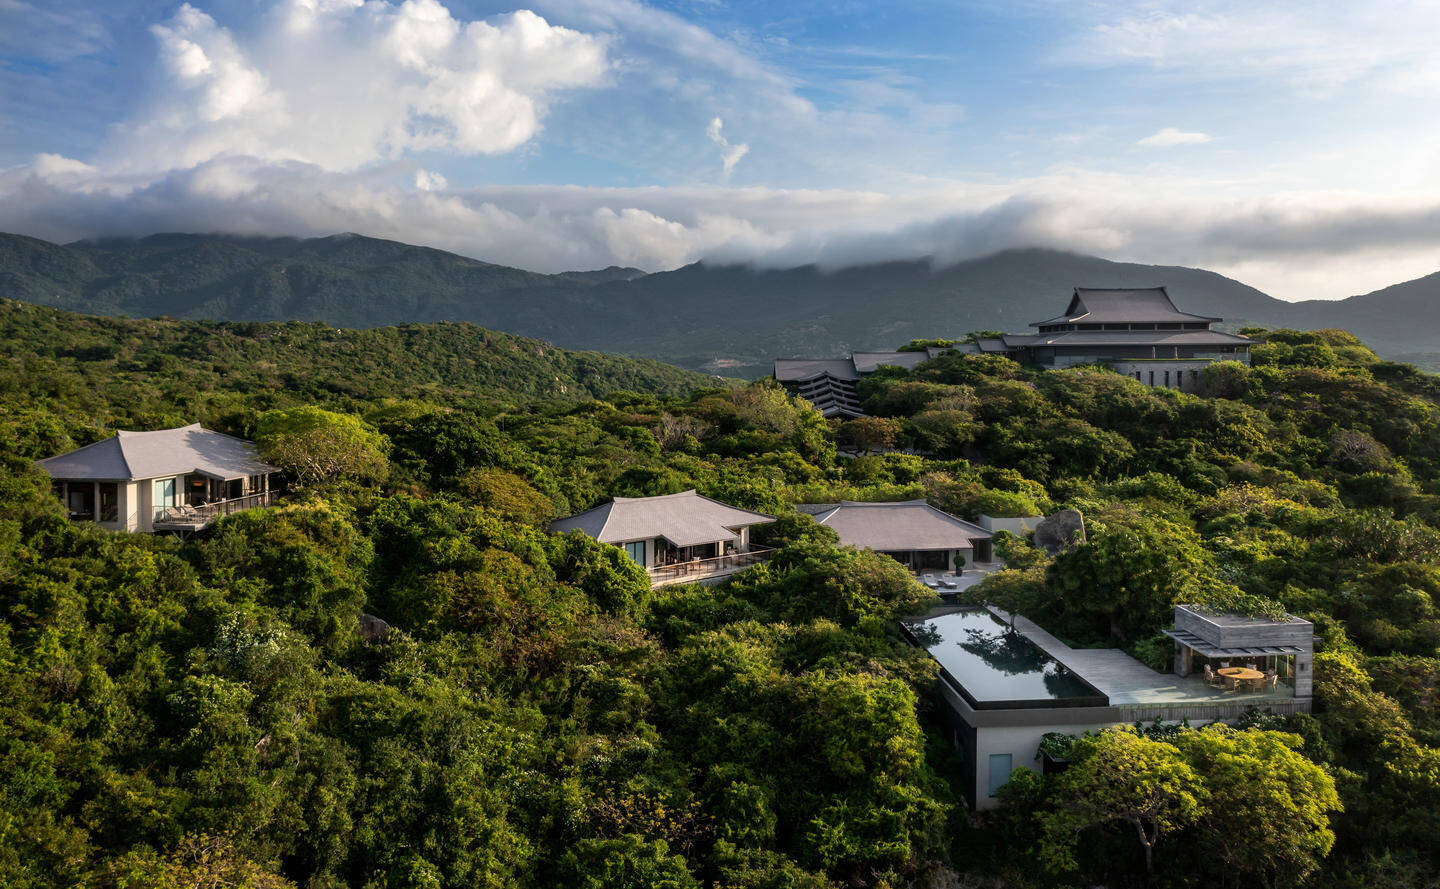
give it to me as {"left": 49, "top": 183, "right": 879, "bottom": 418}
{"left": 153, "top": 490, "right": 278, "bottom": 532}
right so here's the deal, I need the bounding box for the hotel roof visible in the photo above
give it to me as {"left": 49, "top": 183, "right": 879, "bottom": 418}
{"left": 810, "top": 499, "right": 992, "bottom": 552}
{"left": 550, "top": 490, "right": 775, "bottom": 548}
{"left": 37, "top": 424, "right": 277, "bottom": 482}
{"left": 1032, "top": 287, "right": 1221, "bottom": 327}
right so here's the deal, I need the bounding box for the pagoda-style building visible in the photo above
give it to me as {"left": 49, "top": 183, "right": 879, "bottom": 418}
{"left": 967, "top": 287, "right": 1252, "bottom": 392}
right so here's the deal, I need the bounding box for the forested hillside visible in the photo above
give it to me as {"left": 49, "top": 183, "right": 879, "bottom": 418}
{"left": 3, "top": 307, "right": 1440, "bottom": 888}
{"left": 0, "top": 299, "right": 713, "bottom": 426}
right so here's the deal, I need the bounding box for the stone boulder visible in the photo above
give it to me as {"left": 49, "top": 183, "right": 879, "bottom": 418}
{"left": 357, "top": 613, "right": 392, "bottom": 643}
{"left": 1034, "top": 509, "right": 1086, "bottom": 556}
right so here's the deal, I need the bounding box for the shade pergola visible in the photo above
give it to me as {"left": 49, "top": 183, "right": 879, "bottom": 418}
{"left": 1164, "top": 628, "right": 1306, "bottom": 659}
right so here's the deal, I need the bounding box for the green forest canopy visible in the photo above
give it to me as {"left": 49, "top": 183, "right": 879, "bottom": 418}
{"left": 2, "top": 305, "right": 1440, "bottom": 888}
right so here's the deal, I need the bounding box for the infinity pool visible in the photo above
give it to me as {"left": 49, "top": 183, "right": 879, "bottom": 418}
{"left": 906, "top": 608, "right": 1108, "bottom": 709}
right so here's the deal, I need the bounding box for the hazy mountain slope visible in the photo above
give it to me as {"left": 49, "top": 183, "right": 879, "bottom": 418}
{"left": 3, "top": 230, "right": 1435, "bottom": 375}
{"left": 1285, "top": 271, "right": 1440, "bottom": 368}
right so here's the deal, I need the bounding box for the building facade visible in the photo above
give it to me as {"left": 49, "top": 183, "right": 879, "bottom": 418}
{"left": 966, "top": 287, "right": 1253, "bottom": 392}
{"left": 907, "top": 604, "right": 1314, "bottom": 809}
{"left": 38, "top": 424, "right": 279, "bottom": 533}
{"left": 550, "top": 490, "right": 776, "bottom": 587}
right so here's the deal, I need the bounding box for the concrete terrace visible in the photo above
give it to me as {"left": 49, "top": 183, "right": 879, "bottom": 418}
{"left": 988, "top": 607, "right": 1296, "bottom": 709}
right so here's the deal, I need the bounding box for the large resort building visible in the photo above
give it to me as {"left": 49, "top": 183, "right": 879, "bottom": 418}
{"left": 39, "top": 424, "right": 279, "bottom": 533}
{"left": 773, "top": 349, "right": 949, "bottom": 419}
{"left": 961, "top": 287, "right": 1253, "bottom": 392}
{"left": 775, "top": 287, "right": 1254, "bottom": 416}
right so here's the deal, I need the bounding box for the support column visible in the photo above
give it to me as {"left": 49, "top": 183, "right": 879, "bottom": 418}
{"left": 1294, "top": 652, "right": 1313, "bottom": 697}
{"left": 1174, "top": 644, "right": 1193, "bottom": 677}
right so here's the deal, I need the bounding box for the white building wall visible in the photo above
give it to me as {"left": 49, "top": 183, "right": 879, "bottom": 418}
{"left": 977, "top": 515, "right": 1042, "bottom": 535}
{"left": 119, "top": 482, "right": 139, "bottom": 531}
{"left": 972, "top": 717, "right": 1216, "bottom": 810}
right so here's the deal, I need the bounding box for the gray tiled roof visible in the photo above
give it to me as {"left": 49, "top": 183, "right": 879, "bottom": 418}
{"left": 811, "top": 499, "right": 992, "bottom": 552}
{"left": 851, "top": 351, "right": 933, "bottom": 373}
{"left": 1032, "top": 287, "right": 1221, "bottom": 327}
{"left": 550, "top": 490, "right": 775, "bottom": 548}
{"left": 1001, "top": 330, "right": 1252, "bottom": 348}
{"left": 38, "top": 424, "right": 278, "bottom": 482}
{"left": 773, "top": 358, "right": 862, "bottom": 382}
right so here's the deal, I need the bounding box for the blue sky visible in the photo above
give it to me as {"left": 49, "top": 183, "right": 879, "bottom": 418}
{"left": 4, "top": 0, "right": 1440, "bottom": 299}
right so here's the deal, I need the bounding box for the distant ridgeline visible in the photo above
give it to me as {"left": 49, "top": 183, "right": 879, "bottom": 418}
{"left": 8, "top": 231, "right": 1440, "bottom": 375}
{"left": 775, "top": 287, "right": 1254, "bottom": 417}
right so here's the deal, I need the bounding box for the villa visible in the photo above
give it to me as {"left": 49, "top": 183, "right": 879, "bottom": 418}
{"left": 550, "top": 490, "right": 775, "bottom": 587}
{"left": 904, "top": 604, "right": 1314, "bottom": 809}
{"left": 801, "top": 499, "right": 994, "bottom": 570}
{"left": 38, "top": 423, "right": 279, "bottom": 533}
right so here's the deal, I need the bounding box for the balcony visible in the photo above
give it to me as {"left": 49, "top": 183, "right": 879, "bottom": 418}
{"left": 153, "top": 490, "right": 279, "bottom": 532}
{"left": 646, "top": 546, "right": 774, "bottom": 588}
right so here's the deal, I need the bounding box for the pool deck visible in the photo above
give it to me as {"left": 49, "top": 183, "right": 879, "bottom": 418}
{"left": 988, "top": 607, "right": 1298, "bottom": 708}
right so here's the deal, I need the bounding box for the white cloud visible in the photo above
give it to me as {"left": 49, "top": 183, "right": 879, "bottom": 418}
{"left": 414, "top": 169, "right": 447, "bottom": 191}
{"left": 705, "top": 117, "right": 749, "bottom": 175}
{"left": 1063, "top": 1, "right": 1440, "bottom": 99}
{"left": 105, "top": 0, "right": 609, "bottom": 174}
{"left": 1137, "top": 127, "right": 1213, "bottom": 147}
{"left": 9, "top": 152, "right": 1440, "bottom": 300}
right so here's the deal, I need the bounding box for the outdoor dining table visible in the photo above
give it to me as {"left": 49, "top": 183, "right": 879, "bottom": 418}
{"left": 1217, "top": 667, "right": 1265, "bottom": 691}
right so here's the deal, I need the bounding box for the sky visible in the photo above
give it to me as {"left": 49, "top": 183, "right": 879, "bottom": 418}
{"left": 4, "top": 0, "right": 1440, "bottom": 300}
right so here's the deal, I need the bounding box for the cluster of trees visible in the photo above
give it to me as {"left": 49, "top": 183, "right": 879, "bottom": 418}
{"left": 2, "top": 307, "right": 1440, "bottom": 887}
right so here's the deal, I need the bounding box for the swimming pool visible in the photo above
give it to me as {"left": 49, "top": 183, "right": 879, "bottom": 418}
{"left": 905, "top": 608, "right": 1109, "bottom": 709}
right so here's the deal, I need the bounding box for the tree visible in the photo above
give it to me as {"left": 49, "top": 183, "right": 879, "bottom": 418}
{"left": 1039, "top": 729, "right": 1204, "bottom": 876}
{"left": 1169, "top": 725, "right": 1341, "bottom": 887}
{"left": 835, "top": 417, "right": 902, "bottom": 454}
{"left": 1046, "top": 503, "right": 1217, "bottom": 642}
{"left": 256, "top": 406, "right": 390, "bottom": 485}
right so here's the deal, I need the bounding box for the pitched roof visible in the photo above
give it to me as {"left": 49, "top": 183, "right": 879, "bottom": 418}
{"left": 1032, "top": 287, "right": 1220, "bottom": 327}
{"left": 774, "top": 349, "right": 942, "bottom": 383}
{"left": 550, "top": 490, "right": 775, "bottom": 547}
{"left": 811, "top": 499, "right": 992, "bottom": 551}
{"left": 1001, "top": 329, "right": 1253, "bottom": 348}
{"left": 773, "top": 358, "right": 861, "bottom": 383}
{"left": 38, "top": 424, "right": 278, "bottom": 482}
{"left": 851, "top": 351, "right": 934, "bottom": 373}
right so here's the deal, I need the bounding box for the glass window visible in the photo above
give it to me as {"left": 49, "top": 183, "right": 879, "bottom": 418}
{"left": 99, "top": 483, "right": 119, "bottom": 522}
{"left": 623, "top": 541, "right": 645, "bottom": 565}
{"left": 68, "top": 485, "right": 95, "bottom": 521}
{"left": 153, "top": 478, "right": 175, "bottom": 518}
{"left": 988, "top": 753, "right": 1013, "bottom": 797}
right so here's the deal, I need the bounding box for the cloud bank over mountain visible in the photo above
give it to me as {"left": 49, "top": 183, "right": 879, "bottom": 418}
{"left": 5, "top": 0, "right": 1440, "bottom": 301}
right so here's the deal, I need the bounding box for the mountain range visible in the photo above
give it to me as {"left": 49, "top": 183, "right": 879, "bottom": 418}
{"left": 4, "top": 231, "right": 1438, "bottom": 376}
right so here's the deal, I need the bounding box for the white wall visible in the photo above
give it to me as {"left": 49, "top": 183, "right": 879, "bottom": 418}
{"left": 977, "top": 515, "right": 1042, "bottom": 535}
{"left": 971, "top": 717, "right": 1216, "bottom": 810}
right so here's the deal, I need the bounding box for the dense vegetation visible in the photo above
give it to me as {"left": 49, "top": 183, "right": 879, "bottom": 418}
{"left": 7, "top": 231, "right": 1440, "bottom": 374}
{"left": 3, "top": 302, "right": 1440, "bottom": 888}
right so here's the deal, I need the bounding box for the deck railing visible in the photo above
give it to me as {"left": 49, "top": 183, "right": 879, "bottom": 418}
{"left": 647, "top": 546, "right": 774, "bottom": 587}
{"left": 155, "top": 490, "right": 278, "bottom": 528}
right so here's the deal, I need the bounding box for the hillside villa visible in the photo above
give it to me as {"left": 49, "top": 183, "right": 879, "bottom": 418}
{"left": 905, "top": 603, "right": 1314, "bottom": 810}
{"left": 550, "top": 490, "right": 775, "bottom": 587}
{"left": 800, "top": 499, "right": 995, "bottom": 570}
{"left": 38, "top": 424, "right": 279, "bottom": 534}
{"left": 774, "top": 287, "right": 1254, "bottom": 416}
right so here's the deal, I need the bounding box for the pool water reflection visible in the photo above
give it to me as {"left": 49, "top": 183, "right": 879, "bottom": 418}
{"left": 907, "top": 608, "right": 1108, "bottom": 709}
